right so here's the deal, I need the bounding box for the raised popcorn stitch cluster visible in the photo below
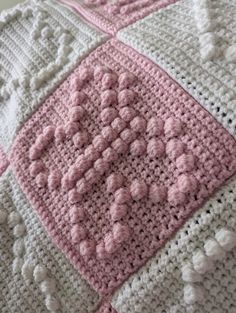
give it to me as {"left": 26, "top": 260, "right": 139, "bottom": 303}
{"left": 10, "top": 39, "right": 236, "bottom": 299}
{"left": 1, "top": 0, "right": 236, "bottom": 312}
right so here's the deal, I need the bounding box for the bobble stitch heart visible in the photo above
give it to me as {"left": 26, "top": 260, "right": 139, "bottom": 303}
{"left": 147, "top": 117, "right": 164, "bottom": 137}
{"left": 101, "top": 90, "right": 117, "bottom": 108}
{"left": 79, "top": 239, "right": 96, "bottom": 257}
{"left": 118, "top": 72, "right": 135, "bottom": 89}
{"left": 119, "top": 107, "right": 136, "bottom": 122}
{"left": 130, "top": 139, "right": 147, "bottom": 156}
{"left": 115, "top": 187, "right": 131, "bottom": 204}
{"left": 118, "top": 89, "right": 135, "bottom": 107}
{"left": 106, "top": 173, "right": 124, "bottom": 193}
{"left": 101, "top": 107, "right": 118, "bottom": 125}
{"left": 164, "top": 117, "right": 183, "bottom": 138}
{"left": 147, "top": 138, "right": 165, "bottom": 158}
{"left": 166, "top": 138, "right": 185, "bottom": 160}
{"left": 130, "top": 180, "right": 148, "bottom": 201}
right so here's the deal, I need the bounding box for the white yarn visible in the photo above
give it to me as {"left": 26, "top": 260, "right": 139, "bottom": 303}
{"left": 204, "top": 238, "right": 226, "bottom": 260}
{"left": 182, "top": 263, "right": 202, "bottom": 283}
{"left": 183, "top": 284, "right": 204, "bottom": 305}
{"left": 40, "top": 278, "right": 56, "bottom": 294}
{"left": 45, "top": 295, "right": 60, "bottom": 312}
{"left": 33, "top": 264, "right": 48, "bottom": 283}
{"left": 21, "top": 261, "right": 34, "bottom": 281}
{"left": 12, "top": 257, "right": 24, "bottom": 274}
{"left": 13, "top": 223, "right": 26, "bottom": 237}
{"left": 215, "top": 229, "right": 236, "bottom": 251}
{"left": 13, "top": 238, "right": 25, "bottom": 257}
{"left": 8, "top": 211, "right": 21, "bottom": 226}
{"left": 225, "top": 45, "right": 236, "bottom": 63}
{"left": 192, "top": 250, "right": 214, "bottom": 275}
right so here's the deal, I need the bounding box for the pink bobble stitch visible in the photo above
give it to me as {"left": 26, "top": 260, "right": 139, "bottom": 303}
{"left": 43, "top": 126, "right": 55, "bottom": 141}
{"left": 164, "top": 117, "right": 183, "bottom": 138}
{"left": 113, "top": 223, "right": 130, "bottom": 244}
{"left": 118, "top": 89, "right": 135, "bottom": 107}
{"left": 177, "top": 174, "right": 198, "bottom": 194}
{"left": 29, "top": 160, "right": 44, "bottom": 176}
{"left": 130, "top": 139, "right": 146, "bottom": 156}
{"left": 119, "top": 107, "right": 136, "bottom": 122}
{"left": 85, "top": 168, "right": 99, "bottom": 185}
{"left": 68, "top": 189, "right": 82, "bottom": 204}
{"left": 111, "top": 117, "right": 126, "bottom": 133}
{"left": 168, "top": 185, "right": 186, "bottom": 206}
{"left": 147, "top": 117, "right": 164, "bottom": 137}
{"left": 76, "top": 154, "right": 91, "bottom": 172}
{"left": 147, "top": 138, "right": 165, "bottom": 158}
{"left": 110, "top": 203, "right": 127, "bottom": 221}
{"left": 166, "top": 139, "right": 185, "bottom": 160}
{"left": 104, "top": 232, "right": 117, "bottom": 254}
{"left": 35, "top": 134, "right": 48, "bottom": 151}
{"left": 62, "top": 174, "right": 75, "bottom": 191}
{"left": 102, "top": 147, "right": 118, "bottom": 163}
{"left": 84, "top": 145, "right": 100, "bottom": 162}
{"left": 70, "top": 76, "right": 83, "bottom": 91}
{"left": 112, "top": 138, "right": 128, "bottom": 154}
{"left": 100, "top": 107, "right": 118, "bottom": 125}
{"left": 71, "top": 91, "right": 86, "bottom": 106}
{"left": 96, "top": 242, "right": 107, "bottom": 259}
{"left": 55, "top": 126, "right": 66, "bottom": 143}
{"left": 130, "top": 180, "right": 148, "bottom": 201}
{"left": 69, "top": 106, "right": 85, "bottom": 122}
{"left": 65, "top": 122, "right": 79, "bottom": 138}
{"left": 79, "top": 66, "right": 93, "bottom": 82}
{"left": 79, "top": 239, "right": 95, "bottom": 257}
{"left": 101, "top": 90, "right": 117, "bottom": 108}
{"left": 92, "top": 135, "right": 108, "bottom": 152}
{"left": 118, "top": 72, "right": 135, "bottom": 89}
{"left": 29, "top": 145, "right": 41, "bottom": 160}
{"left": 36, "top": 172, "right": 48, "bottom": 188}
{"left": 48, "top": 170, "right": 61, "bottom": 190}
{"left": 73, "top": 131, "right": 89, "bottom": 149}
{"left": 130, "top": 116, "right": 147, "bottom": 133}
{"left": 70, "top": 207, "right": 85, "bottom": 223}
{"left": 176, "top": 154, "right": 195, "bottom": 173}
{"left": 101, "top": 126, "right": 117, "bottom": 142}
{"left": 115, "top": 188, "right": 131, "bottom": 204}
{"left": 94, "top": 158, "right": 109, "bottom": 175}
{"left": 77, "top": 178, "right": 89, "bottom": 194}
{"left": 120, "top": 129, "right": 136, "bottom": 144}
{"left": 102, "top": 73, "right": 117, "bottom": 90}
{"left": 94, "top": 66, "right": 110, "bottom": 81}
{"left": 71, "top": 225, "right": 87, "bottom": 243}
{"left": 68, "top": 165, "right": 83, "bottom": 183}
{"left": 149, "top": 184, "right": 167, "bottom": 204}
{"left": 107, "top": 173, "right": 124, "bottom": 193}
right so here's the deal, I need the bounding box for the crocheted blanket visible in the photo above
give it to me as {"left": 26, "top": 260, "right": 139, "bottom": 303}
{"left": 1, "top": 0, "right": 236, "bottom": 312}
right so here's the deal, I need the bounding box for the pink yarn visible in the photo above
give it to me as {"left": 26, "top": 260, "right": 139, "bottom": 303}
{"left": 10, "top": 39, "right": 236, "bottom": 298}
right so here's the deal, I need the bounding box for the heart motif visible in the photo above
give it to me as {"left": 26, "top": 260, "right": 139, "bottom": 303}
{"left": 10, "top": 40, "right": 236, "bottom": 295}
{"left": 28, "top": 65, "right": 199, "bottom": 259}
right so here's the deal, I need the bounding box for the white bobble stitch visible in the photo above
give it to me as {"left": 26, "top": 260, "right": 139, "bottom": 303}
{"left": 13, "top": 238, "right": 25, "bottom": 257}
{"left": 192, "top": 250, "right": 214, "bottom": 274}
{"left": 33, "top": 264, "right": 47, "bottom": 283}
{"left": 12, "top": 257, "right": 24, "bottom": 274}
{"left": 184, "top": 284, "right": 204, "bottom": 305}
{"left": 40, "top": 278, "right": 56, "bottom": 294}
{"left": 21, "top": 261, "right": 34, "bottom": 281}
{"left": 204, "top": 238, "right": 226, "bottom": 261}
{"left": 215, "top": 229, "right": 236, "bottom": 252}
{"left": 13, "top": 224, "right": 26, "bottom": 238}
{"left": 225, "top": 45, "right": 236, "bottom": 63}
{"left": 0, "top": 209, "right": 7, "bottom": 224}
{"left": 45, "top": 295, "right": 60, "bottom": 312}
{"left": 8, "top": 211, "right": 21, "bottom": 226}
{"left": 182, "top": 263, "right": 202, "bottom": 283}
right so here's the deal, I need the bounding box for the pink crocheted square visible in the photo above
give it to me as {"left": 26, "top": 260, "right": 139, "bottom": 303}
{"left": 10, "top": 39, "right": 236, "bottom": 296}
{"left": 60, "top": 0, "right": 178, "bottom": 34}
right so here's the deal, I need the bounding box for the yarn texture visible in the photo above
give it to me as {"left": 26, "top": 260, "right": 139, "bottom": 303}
{"left": 1, "top": 0, "right": 236, "bottom": 312}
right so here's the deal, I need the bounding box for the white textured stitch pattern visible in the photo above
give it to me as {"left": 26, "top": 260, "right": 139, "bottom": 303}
{"left": 0, "top": 170, "right": 100, "bottom": 313}
{"left": 0, "top": 0, "right": 106, "bottom": 152}
{"left": 117, "top": 0, "right": 236, "bottom": 139}
{"left": 111, "top": 174, "right": 236, "bottom": 313}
